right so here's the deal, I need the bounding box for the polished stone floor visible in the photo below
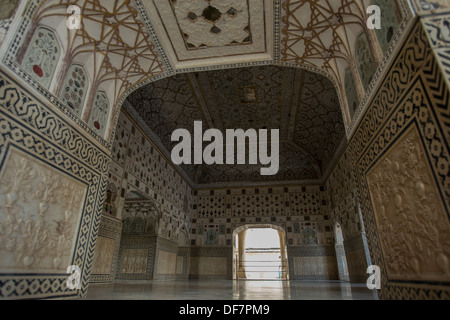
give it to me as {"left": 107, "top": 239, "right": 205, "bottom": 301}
{"left": 83, "top": 280, "right": 377, "bottom": 300}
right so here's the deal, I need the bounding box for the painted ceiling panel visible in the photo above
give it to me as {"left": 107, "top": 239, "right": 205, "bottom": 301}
{"left": 142, "top": 0, "right": 272, "bottom": 67}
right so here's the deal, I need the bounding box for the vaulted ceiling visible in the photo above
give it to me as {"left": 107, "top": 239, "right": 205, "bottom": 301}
{"left": 119, "top": 0, "right": 410, "bottom": 187}
{"left": 126, "top": 65, "right": 346, "bottom": 186}
{"left": 123, "top": 0, "right": 382, "bottom": 186}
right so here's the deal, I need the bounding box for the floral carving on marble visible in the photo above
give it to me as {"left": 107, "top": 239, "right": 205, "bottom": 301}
{"left": 0, "top": 148, "right": 86, "bottom": 272}
{"left": 367, "top": 126, "right": 450, "bottom": 282}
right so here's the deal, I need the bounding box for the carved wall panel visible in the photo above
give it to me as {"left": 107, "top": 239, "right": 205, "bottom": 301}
{"left": 91, "top": 236, "right": 116, "bottom": 275}
{"left": 293, "top": 256, "right": 338, "bottom": 279}
{"left": 189, "top": 257, "right": 228, "bottom": 277}
{"left": 345, "top": 249, "right": 368, "bottom": 282}
{"left": 156, "top": 251, "right": 177, "bottom": 275}
{"left": 176, "top": 255, "right": 184, "bottom": 275}
{"left": 0, "top": 69, "right": 109, "bottom": 299}
{"left": 59, "top": 64, "right": 89, "bottom": 118}
{"left": 344, "top": 20, "right": 450, "bottom": 299}
{"left": 115, "top": 235, "right": 156, "bottom": 280}
{"left": 0, "top": 147, "right": 86, "bottom": 273}
{"left": 189, "top": 246, "right": 232, "bottom": 279}
{"left": 88, "top": 91, "right": 110, "bottom": 138}
{"left": 119, "top": 249, "right": 148, "bottom": 274}
{"left": 367, "top": 126, "right": 450, "bottom": 282}
{"left": 287, "top": 245, "right": 338, "bottom": 280}
{"left": 341, "top": 232, "right": 369, "bottom": 282}
{"left": 89, "top": 214, "right": 122, "bottom": 283}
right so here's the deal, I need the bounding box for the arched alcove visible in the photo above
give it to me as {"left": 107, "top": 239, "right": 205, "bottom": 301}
{"left": 232, "top": 224, "right": 289, "bottom": 280}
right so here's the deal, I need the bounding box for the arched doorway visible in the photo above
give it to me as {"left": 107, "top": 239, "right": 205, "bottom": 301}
{"left": 232, "top": 224, "right": 289, "bottom": 280}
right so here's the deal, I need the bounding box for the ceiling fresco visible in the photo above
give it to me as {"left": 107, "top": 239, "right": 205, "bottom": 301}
{"left": 126, "top": 65, "right": 346, "bottom": 186}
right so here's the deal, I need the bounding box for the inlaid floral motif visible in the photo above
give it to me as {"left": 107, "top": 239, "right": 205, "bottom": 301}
{"left": 22, "top": 27, "right": 61, "bottom": 89}
{"left": 59, "top": 64, "right": 89, "bottom": 116}
{"left": 88, "top": 90, "right": 110, "bottom": 137}
{"left": 0, "top": 149, "right": 86, "bottom": 272}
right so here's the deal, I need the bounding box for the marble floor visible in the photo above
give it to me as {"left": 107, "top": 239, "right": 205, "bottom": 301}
{"left": 83, "top": 280, "right": 377, "bottom": 300}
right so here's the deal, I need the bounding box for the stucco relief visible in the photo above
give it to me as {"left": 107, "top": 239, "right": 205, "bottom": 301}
{"left": 119, "top": 249, "right": 148, "bottom": 274}
{"left": 367, "top": 126, "right": 450, "bottom": 282}
{"left": 0, "top": 147, "right": 86, "bottom": 273}
{"left": 91, "top": 236, "right": 116, "bottom": 275}
{"left": 170, "top": 0, "right": 252, "bottom": 49}
{"left": 146, "top": 0, "right": 268, "bottom": 63}
{"left": 293, "top": 256, "right": 338, "bottom": 277}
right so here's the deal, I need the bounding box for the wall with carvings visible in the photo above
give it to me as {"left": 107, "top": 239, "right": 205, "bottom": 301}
{"left": 327, "top": 16, "right": 450, "bottom": 299}
{"left": 0, "top": 69, "right": 110, "bottom": 299}
{"left": 113, "top": 199, "right": 189, "bottom": 281}
{"left": 189, "top": 185, "right": 340, "bottom": 280}
{"left": 325, "top": 149, "right": 369, "bottom": 283}
{"left": 98, "top": 110, "right": 193, "bottom": 282}
{"left": 108, "top": 110, "right": 194, "bottom": 226}
{"left": 0, "top": 0, "right": 448, "bottom": 301}
{"left": 90, "top": 215, "right": 122, "bottom": 283}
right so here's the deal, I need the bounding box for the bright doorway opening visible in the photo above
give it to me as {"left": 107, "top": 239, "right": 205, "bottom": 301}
{"left": 233, "top": 225, "right": 289, "bottom": 280}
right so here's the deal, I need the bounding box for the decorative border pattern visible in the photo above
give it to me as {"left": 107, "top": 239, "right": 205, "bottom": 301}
{"left": 350, "top": 20, "right": 450, "bottom": 299}
{"left": 1, "top": 0, "right": 111, "bottom": 149}
{"left": 421, "top": 11, "right": 450, "bottom": 92}
{"left": 0, "top": 70, "right": 110, "bottom": 299}
{"left": 347, "top": 0, "right": 415, "bottom": 137}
